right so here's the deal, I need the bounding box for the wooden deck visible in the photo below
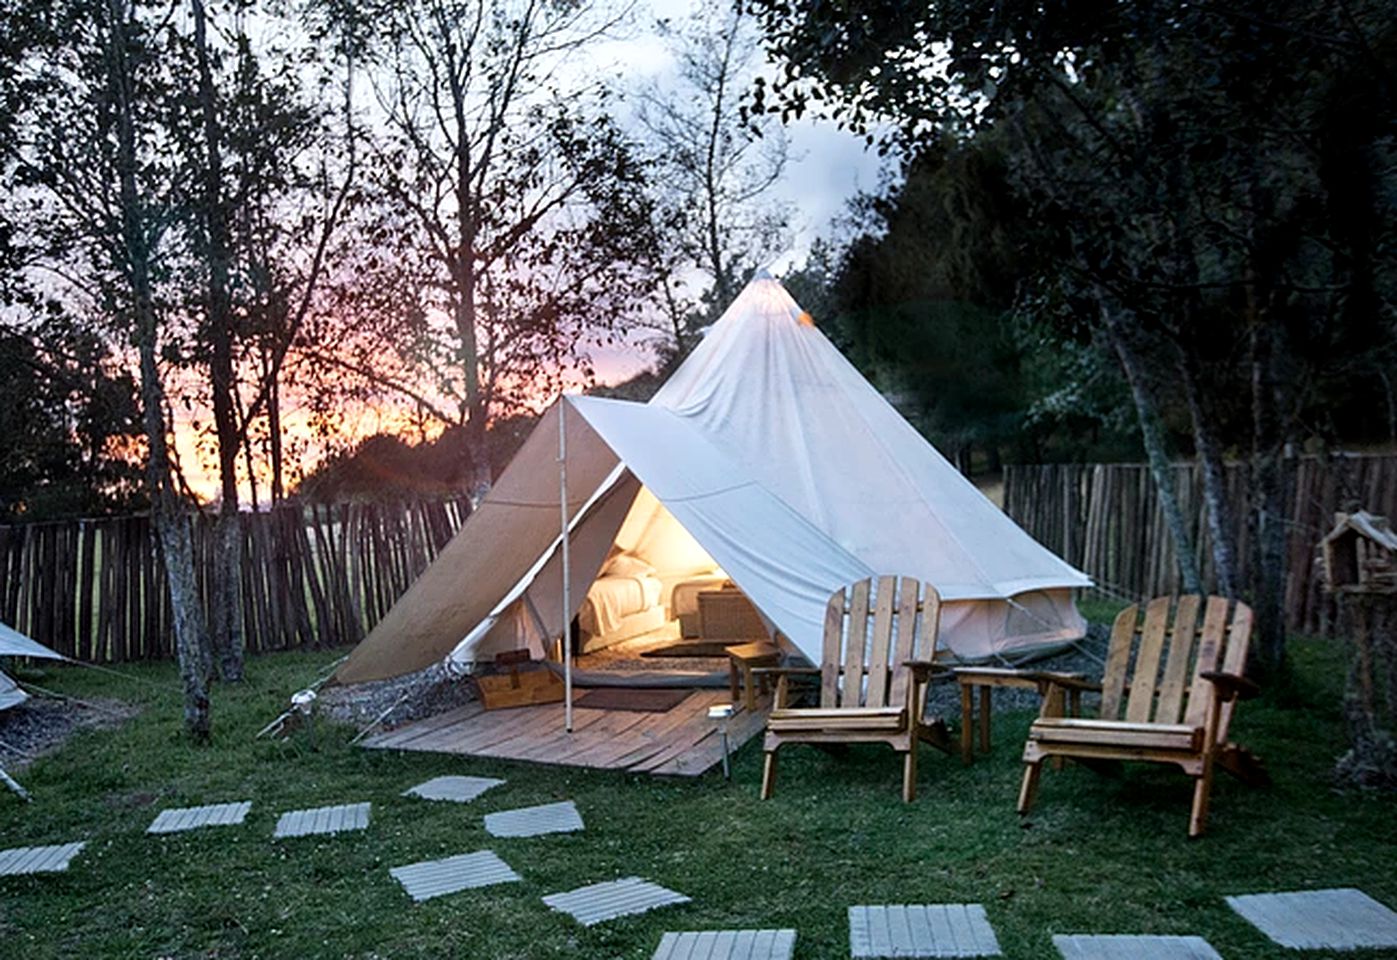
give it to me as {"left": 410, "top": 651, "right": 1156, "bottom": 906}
{"left": 360, "top": 688, "right": 769, "bottom": 777}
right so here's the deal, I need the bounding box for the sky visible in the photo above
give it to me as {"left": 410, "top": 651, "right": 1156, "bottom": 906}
{"left": 171, "top": 0, "right": 887, "bottom": 501}
{"left": 571, "top": 0, "right": 887, "bottom": 383}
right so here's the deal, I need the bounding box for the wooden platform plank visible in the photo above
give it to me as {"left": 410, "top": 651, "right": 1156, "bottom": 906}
{"left": 506, "top": 707, "right": 643, "bottom": 765}
{"left": 360, "top": 686, "right": 764, "bottom": 777}
{"left": 543, "top": 708, "right": 678, "bottom": 767}
{"left": 603, "top": 691, "right": 729, "bottom": 769}
{"left": 642, "top": 699, "right": 771, "bottom": 776}
{"left": 367, "top": 702, "right": 483, "bottom": 749}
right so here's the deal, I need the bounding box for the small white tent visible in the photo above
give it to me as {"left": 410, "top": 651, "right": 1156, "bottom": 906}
{"left": 334, "top": 275, "right": 1090, "bottom": 685}
{"left": 0, "top": 621, "right": 67, "bottom": 712}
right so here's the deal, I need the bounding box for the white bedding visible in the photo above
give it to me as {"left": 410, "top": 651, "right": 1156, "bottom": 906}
{"left": 579, "top": 574, "right": 662, "bottom": 637}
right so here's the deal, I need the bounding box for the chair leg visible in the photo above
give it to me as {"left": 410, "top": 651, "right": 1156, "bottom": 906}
{"left": 902, "top": 744, "right": 918, "bottom": 803}
{"left": 959, "top": 684, "right": 974, "bottom": 764}
{"left": 760, "top": 748, "right": 778, "bottom": 800}
{"left": 1189, "top": 756, "right": 1215, "bottom": 838}
{"left": 1017, "top": 760, "right": 1044, "bottom": 815}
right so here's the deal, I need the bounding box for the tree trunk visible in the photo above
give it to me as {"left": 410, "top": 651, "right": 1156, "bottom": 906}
{"left": 1104, "top": 309, "right": 1204, "bottom": 595}
{"left": 1250, "top": 316, "right": 1289, "bottom": 678}
{"left": 191, "top": 0, "right": 244, "bottom": 681}
{"left": 1176, "top": 342, "right": 1241, "bottom": 598}
{"left": 450, "top": 80, "right": 490, "bottom": 502}
{"left": 106, "top": 0, "right": 210, "bottom": 738}
{"left": 268, "top": 366, "right": 285, "bottom": 503}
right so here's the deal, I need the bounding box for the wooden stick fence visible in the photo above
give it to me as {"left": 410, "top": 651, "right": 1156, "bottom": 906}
{"left": 0, "top": 498, "right": 471, "bottom": 663}
{"left": 1004, "top": 454, "right": 1397, "bottom": 633}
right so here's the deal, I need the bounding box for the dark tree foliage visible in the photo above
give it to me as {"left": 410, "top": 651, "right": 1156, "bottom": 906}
{"left": 296, "top": 415, "right": 535, "bottom": 503}
{"left": 747, "top": 0, "right": 1397, "bottom": 672}
{"left": 0, "top": 322, "right": 143, "bottom": 520}
{"left": 818, "top": 138, "right": 1139, "bottom": 467}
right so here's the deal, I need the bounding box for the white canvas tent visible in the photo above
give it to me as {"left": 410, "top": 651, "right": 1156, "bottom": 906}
{"left": 0, "top": 621, "right": 67, "bottom": 712}
{"left": 334, "top": 275, "right": 1090, "bottom": 685}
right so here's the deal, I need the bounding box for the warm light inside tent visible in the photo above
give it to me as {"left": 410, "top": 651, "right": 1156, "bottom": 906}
{"left": 573, "top": 486, "right": 730, "bottom": 651}
{"left": 611, "top": 486, "right": 722, "bottom": 577}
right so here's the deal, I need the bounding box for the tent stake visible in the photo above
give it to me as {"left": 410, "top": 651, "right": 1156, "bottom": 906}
{"left": 559, "top": 397, "right": 573, "bottom": 733}
{"left": 0, "top": 764, "right": 32, "bottom": 802}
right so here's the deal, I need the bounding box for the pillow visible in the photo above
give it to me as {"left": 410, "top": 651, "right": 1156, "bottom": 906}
{"left": 603, "top": 554, "right": 655, "bottom": 578}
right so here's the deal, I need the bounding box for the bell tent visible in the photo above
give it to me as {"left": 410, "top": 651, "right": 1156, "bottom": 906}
{"left": 334, "top": 274, "right": 1090, "bottom": 686}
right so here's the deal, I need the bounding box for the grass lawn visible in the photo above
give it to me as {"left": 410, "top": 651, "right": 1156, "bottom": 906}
{"left": 1, "top": 632, "right": 1394, "bottom": 959}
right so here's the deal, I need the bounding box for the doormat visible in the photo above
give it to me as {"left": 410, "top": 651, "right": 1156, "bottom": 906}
{"left": 575, "top": 687, "right": 691, "bottom": 712}
{"left": 641, "top": 641, "right": 739, "bottom": 658}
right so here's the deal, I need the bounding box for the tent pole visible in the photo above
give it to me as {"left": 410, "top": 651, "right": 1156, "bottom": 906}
{"left": 559, "top": 396, "right": 573, "bottom": 733}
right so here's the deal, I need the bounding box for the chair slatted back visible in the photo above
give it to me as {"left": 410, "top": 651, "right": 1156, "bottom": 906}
{"left": 1102, "top": 595, "right": 1253, "bottom": 742}
{"left": 820, "top": 576, "right": 941, "bottom": 709}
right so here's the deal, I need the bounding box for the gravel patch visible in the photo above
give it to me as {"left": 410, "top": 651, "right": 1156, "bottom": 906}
{"left": 923, "top": 622, "right": 1110, "bottom": 720}
{"left": 0, "top": 691, "right": 139, "bottom": 770}
{"left": 318, "top": 661, "right": 476, "bottom": 730}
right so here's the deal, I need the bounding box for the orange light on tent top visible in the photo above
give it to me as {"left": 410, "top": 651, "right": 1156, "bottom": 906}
{"left": 797, "top": 311, "right": 815, "bottom": 327}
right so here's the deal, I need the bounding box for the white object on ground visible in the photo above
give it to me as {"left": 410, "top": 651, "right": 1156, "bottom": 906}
{"left": 0, "top": 841, "right": 85, "bottom": 876}
{"left": 849, "top": 904, "right": 1002, "bottom": 958}
{"left": 484, "top": 800, "right": 584, "bottom": 838}
{"left": 1225, "top": 888, "right": 1397, "bottom": 951}
{"left": 146, "top": 801, "right": 252, "bottom": 834}
{"left": 273, "top": 802, "right": 370, "bottom": 839}
{"left": 1053, "top": 934, "right": 1222, "bottom": 959}
{"left": 402, "top": 775, "right": 505, "bottom": 804}
{"left": 543, "top": 876, "right": 691, "bottom": 926}
{"left": 389, "top": 850, "right": 521, "bottom": 902}
{"left": 652, "top": 929, "right": 796, "bottom": 960}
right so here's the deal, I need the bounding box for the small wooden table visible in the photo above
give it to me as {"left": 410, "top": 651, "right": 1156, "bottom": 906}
{"left": 955, "top": 667, "right": 1087, "bottom": 764}
{"left": 726, "top": 641, "right": 782, "bottom": 711}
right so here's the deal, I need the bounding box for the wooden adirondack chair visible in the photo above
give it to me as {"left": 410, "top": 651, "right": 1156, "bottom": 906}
{"left": 1018, "top": 595, "right": 1269, "bottom": 837}
{"left": 759, "top": 576, "right": 952, "bottom": 802}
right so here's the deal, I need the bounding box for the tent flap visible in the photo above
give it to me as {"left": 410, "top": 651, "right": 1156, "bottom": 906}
{"left": 335, "top": 402, "right": 619, "bottom": 685}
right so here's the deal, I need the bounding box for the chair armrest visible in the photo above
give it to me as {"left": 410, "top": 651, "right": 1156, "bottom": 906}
{"left": 1200, "top": 670, "right": 1260, "bottom": 702}
{"left": 904, "top": 660, "right": 953, "bottom": 680}
{"left": 954, "top": 667, "right": 1099, "bottom": 693}
{"left": 953, "top": 666, "right": 1028, "bottom": 683}
{"left": 1035, "top": 672, "right": 1099, "bottom": 692}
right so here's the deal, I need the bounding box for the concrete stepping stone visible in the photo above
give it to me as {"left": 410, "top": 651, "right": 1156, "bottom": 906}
{"left": 849, "top": 904, "right": 1002, "bottom": 958}
{"left": 147, "top": 801, "right": 252, "bottom": 834}
{"left": 403, "top": 775, "right": 505, "bottom": 803}
{"left": 389, "top": 849, "right": 520, "bottom": 902}
{"left": 652, "top": 929, "right": 797, "bottom": 960}
{"left": 484, "top": 800, "right": 584, "bottom": 838}
{"left": 273, "top": 802, "right": 371, "bottom": 839}
{"left": 543, "top": 876, "right": 691, "bottom": 926}
{"left": 1225, "top": 887, "right": 1397, "bottom": 950}
{"left": 1053, "top": 934, "right": 1222, "bottom": 959}
{"left": 0, "top": 841, "right": 86, "bottom": 876}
